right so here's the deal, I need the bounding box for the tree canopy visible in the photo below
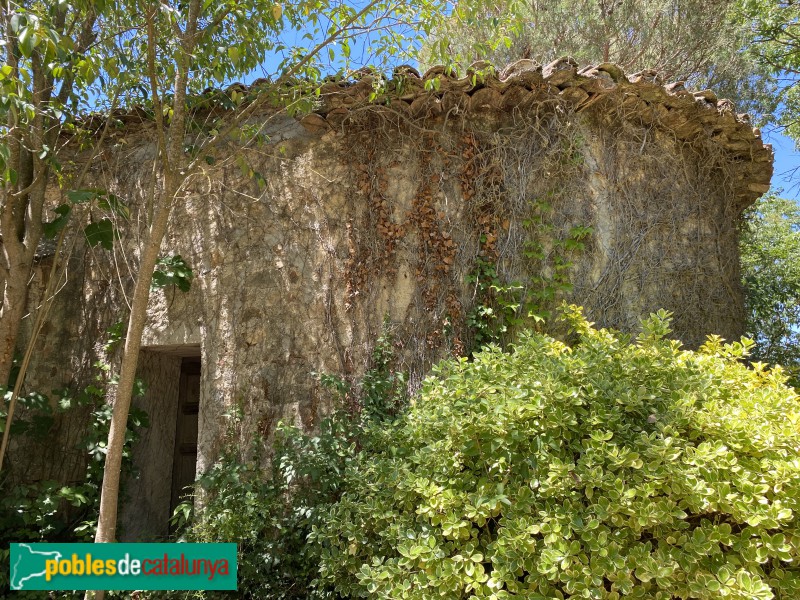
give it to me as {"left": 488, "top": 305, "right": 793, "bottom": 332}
{"left": 422, "top": 0, "right": 779, "bottom": 120}
{"left": 737, "top": 0, "right": 800, "bottom": 142}
{"left": 740, "top": 193, "right": 800, "bottom": 382}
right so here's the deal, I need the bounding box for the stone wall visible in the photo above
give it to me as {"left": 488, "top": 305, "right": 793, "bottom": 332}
{"left": 11, "top": 59, "right": 773, "bottom": 539}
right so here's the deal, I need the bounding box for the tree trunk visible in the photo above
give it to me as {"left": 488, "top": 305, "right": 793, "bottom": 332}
{"left": 84, "top": 0, "right": 368, "bottom": 595}
{"left": 0, "top": 265, "right": 27, "bottom": 386}
{"left": 0, "top": 256, "right": 30, "bottom": 471}
{"left": 88, "top": 4, "right": 200, "bottom": 597}
{"left": 93, "top": 195, "right": 173, "bottom": 543}
{"left": 0, "top": 4, "right": 95, "bottom": 391}
{"left": 85, "top": 193, "right": 174, "bottom": 600}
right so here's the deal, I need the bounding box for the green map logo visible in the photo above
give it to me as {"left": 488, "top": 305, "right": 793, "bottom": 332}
{"left": 9, "top": 543, "right": 237, "bottom": 591}
{"left": 10, "top": 544, "right": 63, "bottom": 590}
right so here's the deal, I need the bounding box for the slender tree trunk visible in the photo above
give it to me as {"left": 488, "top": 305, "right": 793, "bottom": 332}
{"left": 0, "top": 4, "right": 93, "bottom": 387}
{"left": 84, "top": 2, "right": 374, "bottom": 596}
{"left": 0, "top": 181, "right": 39, "bottom": 387}
{"left": 0, "top": 183, "right": 47, "bottom": 387}
{"left": 94, "top": 193, "right": 173, "bottom": 538}
{"left": 87, "top": 195, "right": 173, "bottom": 600}
{"left": 90, "top": 5, "right": 202, "bottom": 598}
{"left": 0, "top": 4, "right": 25, "bottom": 385}
{"left": 0, "top": 263, "right": 28, "bottom": 385}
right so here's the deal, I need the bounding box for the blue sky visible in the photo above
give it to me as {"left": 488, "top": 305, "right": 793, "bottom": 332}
{"left": 765, "top": 126, "right": 800, "bottom": 200}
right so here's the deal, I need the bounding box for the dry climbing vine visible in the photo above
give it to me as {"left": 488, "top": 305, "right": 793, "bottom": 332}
{"left": 333, "top": 101, "right": 599, "bottom": 390}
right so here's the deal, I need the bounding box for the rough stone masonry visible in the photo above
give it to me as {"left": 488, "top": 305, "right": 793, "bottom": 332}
{"left": 12, "top": 58, "right": 772, "bottom": 540}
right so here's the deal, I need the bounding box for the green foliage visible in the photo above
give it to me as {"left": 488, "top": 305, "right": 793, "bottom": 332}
{"left": 173, "top": 321, "right": 407, "bottom": 599}
{"left": 0, "top": 385, "right": 148, "bottom": 541}
{"left": 740, "top": 193, "right": 800, "bottom": 384}
{"left": 313, "top": 306, "right": 800, "bottom": 599}
{"left": 0, "top": 326, "right": 147, "bottom": 592}
{"left": 0, "top": 389, "right": 148, "bottom": 587}
{"left": 737, "top": 0, "right": 800, "bottom": 140}
{"left": 176, "top": 411, "right": 352, "bottom": 599}
{"left": 42, "top": 189, "right": 130, "bottom": 247}
{"left": 423, "top": 0, "right": 777, "bottom": 120}
{"left": 467, "top": 203, "right": 592, "bottom": 350}
{"left": 83, "top": 218, "right": 116, "bottom": 250}
{"left": 152, "top": 255, "right": 194, "bottom": 292}
{"left": 355, "top": 318, "right": 408, "bottom": 423}
{"left": 0, "top": 0, "right": 525, "bottom": 162}
{"left": 466, "top": 258, "right": 527, "bottom": 349}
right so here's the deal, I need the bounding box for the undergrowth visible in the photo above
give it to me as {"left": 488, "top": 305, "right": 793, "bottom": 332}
{"left": 168, "top": 307, "right": 800, "bottom": 600}
{"left": 0, "top": 324, "right": 147, "bottom": 597}
{"left": 166, "top": 320, "right": 407, "bottom": 599}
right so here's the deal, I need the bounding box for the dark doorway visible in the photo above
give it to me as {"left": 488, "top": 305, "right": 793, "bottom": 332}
{"left": 170, "top": 357, "right": 201, "bottom": 517}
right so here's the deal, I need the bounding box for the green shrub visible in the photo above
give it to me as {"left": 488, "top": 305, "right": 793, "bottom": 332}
{"left": 177, "top": 410, "right": 355, "bottom": 600}
{"left": 0, "top": 325, "right": 147, "bottom": 598}
{"left": 173, "top": 320, "right": 407, "bottom": 599}
{"left": 312, "top": 307, "right": 800, "bottom": 599}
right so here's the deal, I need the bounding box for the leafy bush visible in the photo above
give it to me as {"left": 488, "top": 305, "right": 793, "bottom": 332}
{"left": 3, "top": 390, "right": 147, "bottom": 528}
{"left": 0, "top": 388, "right": 147, "bottom": 598}
{"left": 177, "top": 410, "right": 355, "bottom": 600}
{"left": 174, "top": 321, "right": 407, "bottom": 599}
{"left": 0, "top": 327, "right": 147, "bottom": 596}
{"left": 312, "top": 307, "right": 800, "bottom": 599}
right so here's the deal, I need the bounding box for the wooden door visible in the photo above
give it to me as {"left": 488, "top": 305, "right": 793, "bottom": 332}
{"left": 170, "top": 358, "right": 200, "bottom": 517}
